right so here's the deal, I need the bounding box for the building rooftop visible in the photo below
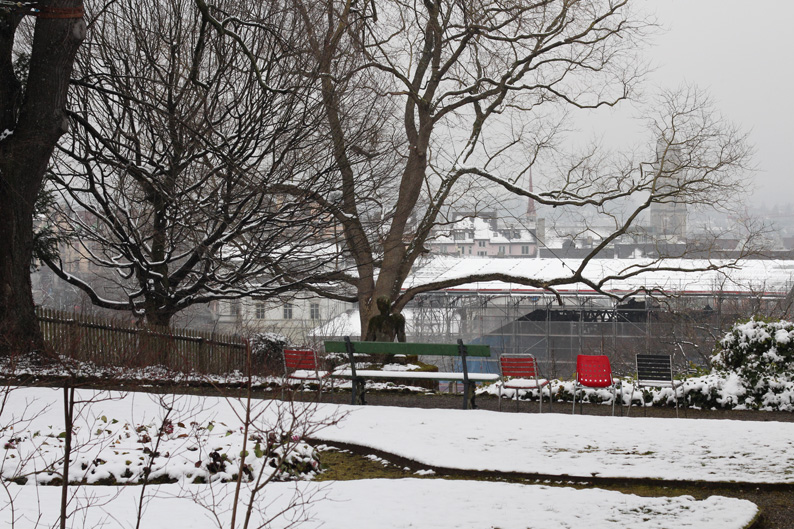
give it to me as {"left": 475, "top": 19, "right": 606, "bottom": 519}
{"left": 403, "top": 256, "right": 794, "bottom": 297}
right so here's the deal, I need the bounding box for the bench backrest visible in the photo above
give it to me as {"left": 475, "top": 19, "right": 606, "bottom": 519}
{"left": 324, "top": 340, "right": 490, "bottom": 358}
{"left": 284, "top": 349, "right": 318, "bottom": 373}
{"left": 576, "top": 354, "right": 613, "bottom": 388}
{"left": 500, "top": 354, "right": 541, "bottom": 378}
{"left": 636, "top": 354, "right": 674, "bottom": 386}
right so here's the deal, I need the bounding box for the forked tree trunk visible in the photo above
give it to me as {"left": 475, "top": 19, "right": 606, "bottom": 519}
{"left": 0, "top": 1, "right": 85, "bottom": 357}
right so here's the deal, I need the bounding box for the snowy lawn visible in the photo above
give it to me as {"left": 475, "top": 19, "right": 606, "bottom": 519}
{"left": 0, "top": 387, "right": 773, "bottom": 528}
{"left": 314, "top": 405, "right": 794, "bottom": 483}
{"left": 2, "top": 479, "right": 758, "bottom": 529}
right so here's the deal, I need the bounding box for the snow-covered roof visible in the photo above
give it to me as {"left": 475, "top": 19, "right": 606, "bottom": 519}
{"left": 311, "top": 309, "right": 361, "bottom": 338}
{"left": 432, "top": 217, "right": 535, "bottom": 244}
{"left": 314, "top": 257, "right": 794, "bottom": 337}
{"left": 403, "top": 257, "right": 794, "bottom": 296}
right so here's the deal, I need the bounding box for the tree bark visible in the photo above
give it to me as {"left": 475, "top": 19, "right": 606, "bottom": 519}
{"left": 0, "top": 1, "right": 85, "bottom": 357}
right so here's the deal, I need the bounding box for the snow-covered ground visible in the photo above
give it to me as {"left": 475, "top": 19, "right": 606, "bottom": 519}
{"left": 313, "top": 405, "right": 794, "bottom": 483}
{"left": 2, "top": 479, "right": 758, "bottom": 529}
{"left": 0, "top": 387, "right": 774, "bottom": 528}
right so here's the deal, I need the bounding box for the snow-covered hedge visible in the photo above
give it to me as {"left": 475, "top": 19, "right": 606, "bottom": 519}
{"left": 712, "top": 318, "right": 794, "bottom": 383}
{"left": 1, "top": 415, "right": 321, "bottom": 486}
{"left": 706, "top": 317, "right": 794, "bottom": 410}
{"left": 480, "top": 374, "right": 794, "bottom": 412}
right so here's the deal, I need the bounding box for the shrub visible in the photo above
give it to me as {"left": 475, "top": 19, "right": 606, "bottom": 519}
{"left": 251, "top": 333, "right": 288, "bottom": 375}
{"left": 712, "top": 318, "right": 794, "bottom": 385}
{"left": 709, "top": 317, "right": 794, "bottom": 410}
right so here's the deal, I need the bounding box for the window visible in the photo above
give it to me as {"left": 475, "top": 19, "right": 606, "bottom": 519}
{"left": 478, "top": 240, "right": 486, "bottom": 247}
{"left": 229, "top": 300, "right": 241, "bottom": 316}
{"left": 283, "top": 303, "right": 294, "bottom": 320}
{"left": 477, "top": 251, "right": 487, "bottom": 256}
{"left": 310, "top": 303, "right": 320, "bottom": 320}
{"left": 498, "top": 246, "right": 505, "bottom": 254}
{"left": 521, "top": 245, "right": 530, "bottom": 255}
{"left": 255, "top": 303, "right": 266, "bottom": 319}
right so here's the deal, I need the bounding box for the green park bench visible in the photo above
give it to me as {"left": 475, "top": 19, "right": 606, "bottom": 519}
{"left": 324, "top": 337, "right": 497, "bottom": 409}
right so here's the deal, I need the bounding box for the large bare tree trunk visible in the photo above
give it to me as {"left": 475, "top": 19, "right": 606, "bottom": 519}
{"left": 0, "top": 1, "right": 85, "bottom": 356}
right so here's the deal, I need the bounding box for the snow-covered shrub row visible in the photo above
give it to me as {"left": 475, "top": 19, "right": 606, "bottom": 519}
{"left": 0, "top": 416, "right": 320, "bottom": 485}
{"left": 479, "top": 318, "right": 794, "bottom": 412}
{"left": 481, "top": 373, "right": 794, "bottom": 411}
{"left": 0, "top": 353, "right": 285, "bottom": 388}
{"left": 0, "top": 354, "right": 440, "bottom": 399}
{"left": 477, "top": 376, "right": 791, "bottom": 411}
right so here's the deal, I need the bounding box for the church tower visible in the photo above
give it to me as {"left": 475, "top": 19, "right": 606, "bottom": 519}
{"left": 649, "top": 138, "right": 687, "bottom": 241}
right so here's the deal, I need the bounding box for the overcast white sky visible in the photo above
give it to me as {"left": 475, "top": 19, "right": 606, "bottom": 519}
{"left": 648, "top": 1, "right": 793, "bottom": 206}
{"left": 578, "top": 1, "right": 793, "bottom": 207}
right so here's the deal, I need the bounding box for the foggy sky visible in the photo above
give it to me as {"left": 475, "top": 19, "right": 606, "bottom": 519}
{"left": 642, "top": 0, "right": 793, "bottom": 206}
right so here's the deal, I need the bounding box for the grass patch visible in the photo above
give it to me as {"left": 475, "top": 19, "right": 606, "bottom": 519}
{"left": 315, "top": 449, "right": 417, "bottom": 481}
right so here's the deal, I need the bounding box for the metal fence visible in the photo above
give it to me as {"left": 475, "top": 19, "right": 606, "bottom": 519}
{"left": 405, "top": 291, "right": 769, "bottom": 379}
{"left": 36, "top": 307, "right": 247, "bottom": 374}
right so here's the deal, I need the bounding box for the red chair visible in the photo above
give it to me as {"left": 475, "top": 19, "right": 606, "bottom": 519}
{"left": 498, "top": 354, "right": 551, "bottom": 413}
{"left": 283, "top": 349, "right": 331, "bottom": 401}
{"left": 572, "top": 354, "right": 619, "bottom": 415}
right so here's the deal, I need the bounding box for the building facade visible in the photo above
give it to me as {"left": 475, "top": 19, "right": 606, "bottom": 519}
{"left": 428, "top": 213, "right": 538, "bottom": 257}
{"left": 214, "top": 296, "right": 355, "bottom": 346}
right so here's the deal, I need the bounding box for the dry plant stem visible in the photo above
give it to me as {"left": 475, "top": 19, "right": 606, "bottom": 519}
{"left": 230, "top": 340, "right": 253, "bottom": 529}
{"left": 0, "top": 480, "right": 15, "bottom": 529}
{"left": 0, "top": 383, "right": 16, "bottom": 528}
{"left": 135, "top": 397, "right": 175, "bottom": 529}
{"left": 59, "top": 381, "right": 75, "bottom": 529}
{"left": 242, "top": 402, "right": 293, "bottom": 529}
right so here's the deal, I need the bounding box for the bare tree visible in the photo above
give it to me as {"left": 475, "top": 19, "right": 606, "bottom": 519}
{"left": 193, "top": 1, "right": 758, "bottom": 343}
{"left": 460, "top": 87, "right": 756, "bottom": 295}
{"left": 44, "top": 0, "right": 341, "bottom": 327}
{"left": 0, "top": 0, "right": 85, "bottom": 356}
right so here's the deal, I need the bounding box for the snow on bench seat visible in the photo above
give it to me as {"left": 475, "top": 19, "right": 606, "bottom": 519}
{"left": 331, "top": 369, "right": 499, "bottom": 382}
